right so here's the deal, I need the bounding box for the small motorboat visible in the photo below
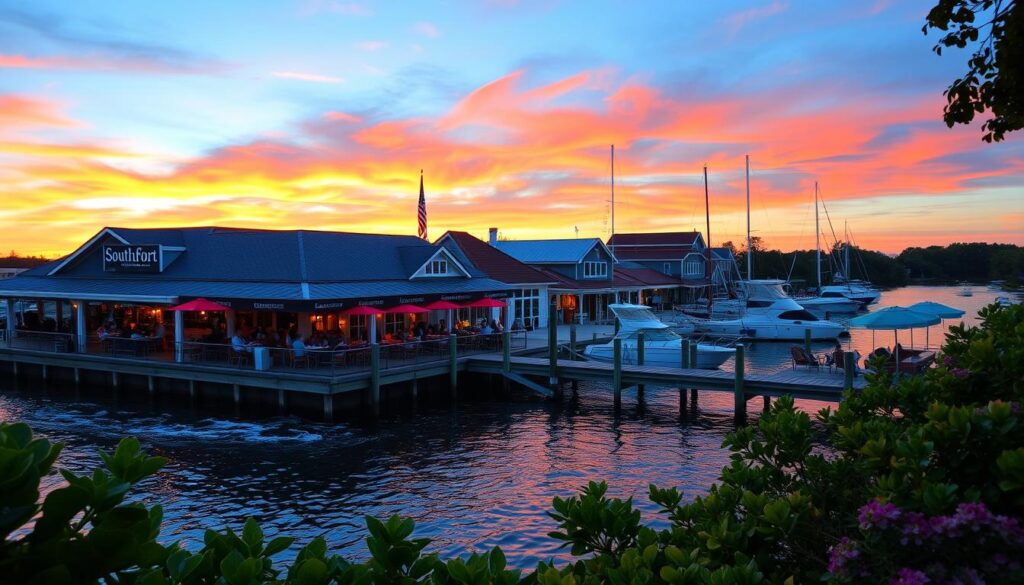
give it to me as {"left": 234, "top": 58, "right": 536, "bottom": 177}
{"left": 818, "top": 282, "right": 881, "bottom": 306}
{"left": 585, "top": 304, "right": 734, "bottom": 369}
{"left": 796, "top": 295, "right": 863, "bottom": 314}
{"left": 957, "top": 284, "right": 973, "bottom": 297}
{"left": 995, "top": 296, "right": 1017, "bottom": 307}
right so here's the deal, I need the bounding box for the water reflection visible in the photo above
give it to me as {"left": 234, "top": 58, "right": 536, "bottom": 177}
{"left": 0, "top": 286, "right": 1009, "bottom": 567}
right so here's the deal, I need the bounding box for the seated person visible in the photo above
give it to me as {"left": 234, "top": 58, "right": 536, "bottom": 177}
{"left": 231, "top": 329, "right": 251, "bottom": 353}
{"left": 491, "top": 319, "right": 503, "bottom": 333}
{"left": 292, "top": 336, "right": 307, "bottom": 357}
{"left": 96, "top": 324, "right": 111, "bottom": 340}
{"left": 437, "top": 320, "right": 449, "bottom": 335}
{"left": 413, "top": 321, "right": 426, "bottom": 339}
{"left": 480, "top": 321, "right": 494, "bottom": 334}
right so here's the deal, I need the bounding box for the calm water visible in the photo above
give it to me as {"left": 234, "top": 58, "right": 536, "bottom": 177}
{"left": 0, "top": 286, "right": 1012, "bottom": 567}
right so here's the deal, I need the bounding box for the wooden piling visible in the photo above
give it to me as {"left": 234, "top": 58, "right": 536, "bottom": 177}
{"left": 548, "top": 301, "right": 558, "bottom": 390}
{"left": 73, "top": 367, "right": 80, "bottom": 385}
{"left": 734, "top": 344, "right": 746, "bottom": 424}
{"left": 323, "top": 394, "right": 334, "bottom": 421}
{"left": 502, "top": 331, "right": 511, "bottom": 373}
{"left": 233, "top": 384, "right": 241, "bottom": 405}
{"left": 681, "top": 340, "right": 689, "bottom": 368}
{"left": 41, "top": 364, "right": 48, "bottom": 381}
{"left": 569, "top": 324, "right": 577, "bottom": 361}
{"left": 449, "top": 334, "right": 458, "bottom": 398}
{"left": 688, "top": 341, "right": 698, "bottom": 370}
{"left": 278, "top": 389, "right": 287, "bottom": 411}
{"left": 148, "top": 376, "right": 155, "bottom": 395}
{"left": 804, "top": 328, "right": 812, "bottom": 355}
{"left": 612, "top": 337, "right": 622, "bottom": 408}
{"left": 843, "top": 350, "right": 855, "bottom": 392}
{"left": 370, "top": 344, "right": 381, "bottom": 414}
{"left": 411, "top": 378, "right": 419, "bottom": 401}
{"left": 763, "top": 395, "right": 771, "bottom": 410}
{"left": 111, "top": 371, "right": 120, "bottom": 388}
{"left": 636, "top": 332, "right": 645, "bottom": 396}
{"left": 189, "top": 380, "right": 197, "bottom": 400}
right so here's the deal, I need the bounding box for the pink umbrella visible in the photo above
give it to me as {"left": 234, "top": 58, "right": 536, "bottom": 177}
{"left": 383, "top": 304, "right": 428, "bottom": 313}
{"left": 344, "top": 305, "right": 384, "bottom": 315}
{"left": 463, "top": 298, "right": 507, "bottom": 308}
{"left": 168, "top": 298, "right": 232, "bottom": 312}
{"left": 424, "top": 300, "right": 462, "bottom": 310}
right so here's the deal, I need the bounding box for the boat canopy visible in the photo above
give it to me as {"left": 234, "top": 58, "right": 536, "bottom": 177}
{"left": 608, "top": 304, "right": 669, "bottom": 333}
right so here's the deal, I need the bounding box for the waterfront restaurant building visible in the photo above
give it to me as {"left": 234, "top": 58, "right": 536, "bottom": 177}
{"left": 0, "top": 227, "right": 515, "bottom": 358}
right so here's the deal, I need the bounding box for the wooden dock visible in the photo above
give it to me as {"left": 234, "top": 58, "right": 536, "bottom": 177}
{"left": 0, "top": 325, "right": 864, "bottom": 422}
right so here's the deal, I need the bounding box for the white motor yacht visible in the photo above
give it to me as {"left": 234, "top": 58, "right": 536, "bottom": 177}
{"left": 584, "top": 304, "right": 734, "bottom": 370}
{"left": 818, "top": 282, "right": 881, "bottom": 306}
{"left": 692, "top": 280, "right": 847, "bottom": 341}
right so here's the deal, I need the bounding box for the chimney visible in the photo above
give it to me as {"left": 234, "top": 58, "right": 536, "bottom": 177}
{"left": 488, "top": 227, "right": 498, "bottom": 246}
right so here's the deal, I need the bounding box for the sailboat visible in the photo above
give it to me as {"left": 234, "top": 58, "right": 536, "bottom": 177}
{"left": 796, "top": 185, "right": 863, "bottom": 314}
{"left": 585, "top": 304, "right": 735, "bottom": 369}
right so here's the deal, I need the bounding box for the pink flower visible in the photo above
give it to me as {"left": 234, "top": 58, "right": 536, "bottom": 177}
{"left": 890, "top": 568, "right": 929, "bottom": 585}
{"left": 858, "top": 500, "right": 902, "bottom": 530}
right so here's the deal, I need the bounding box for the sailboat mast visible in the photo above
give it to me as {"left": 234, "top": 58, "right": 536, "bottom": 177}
{"left": 745, "top": 154, "right": 751, "bottom": 280}
{"left": 704, "top": 165, "right": 713, "bottom": 312}
{"left": 610, "top": 145, "right": 615, "bottom": 243}
{"left": 844, "top": 220, "right": 850, "bottom": 281}
{"left": 815, "top": 182, "right": 821, "bottom": 292}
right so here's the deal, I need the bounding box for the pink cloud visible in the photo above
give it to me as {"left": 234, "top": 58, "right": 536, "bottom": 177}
{"left": 722, "top": 1, "right": 789, "bottom": 38}
{"left": 323, "top": 111, "right": 362, "bottom": 123}
{"left": 356, "top": 40, "right": 386, "bottom": 51}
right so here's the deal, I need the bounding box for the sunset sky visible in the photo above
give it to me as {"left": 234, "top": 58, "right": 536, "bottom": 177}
{"left": 1, "top": 0, "right": 1021, "bottom": 257}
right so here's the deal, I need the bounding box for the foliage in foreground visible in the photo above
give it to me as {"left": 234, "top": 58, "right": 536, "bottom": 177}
{"left": 1, "top": 303, "right": 1023, "bottom": 584}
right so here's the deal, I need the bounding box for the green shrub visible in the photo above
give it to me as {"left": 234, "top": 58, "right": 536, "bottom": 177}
{"left": 1, "top": 303, "right": 1022, "bottom": 584}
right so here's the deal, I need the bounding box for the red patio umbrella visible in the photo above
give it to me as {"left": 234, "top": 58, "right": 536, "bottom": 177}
{"left": 383, "top": 304, "right": 428, "bottom": 313}
{"left": 168, "top": 298, "right": 232, "bottom": 312}
{"left": 423, "top": 300, "right": 462, "bottom": 310}
{"left": 462, "top": 298, "right": 507, "bottom": 308}
{"left": 343, "top": 305, "right": 384, "bottom": 315}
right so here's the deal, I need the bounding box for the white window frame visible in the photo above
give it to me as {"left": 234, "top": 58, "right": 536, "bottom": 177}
{"left": 425, "top": 258, "right": 448, "bottom": 275}
{"left": 511, "top": 288, "right": 541, "bottom": 329}
{"left": 684, "top": 260, "right": 703, "bottom": 277}
{"left": 663, "top": 262, "right": 672, "bottom": 275}
{"left": 583, "top": 261, "right": 608, "bottom": 279}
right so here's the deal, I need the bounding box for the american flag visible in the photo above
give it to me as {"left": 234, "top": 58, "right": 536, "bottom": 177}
{"left": 417, "top": 170, "right": 428, "bottom": 240}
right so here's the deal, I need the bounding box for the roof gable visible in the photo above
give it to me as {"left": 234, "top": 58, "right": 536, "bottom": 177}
{"left": 494, "top": 238, "right": 617, "bottom": 264}
{"left": 437, "top": 231, "right": 556, "bottom": 285}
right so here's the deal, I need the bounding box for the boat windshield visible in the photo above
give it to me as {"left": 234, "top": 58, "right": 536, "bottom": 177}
{"left": 618, "top": 328, "right": 680, "bottom": 341}
{"left": 777, "top": 309, "right": 820, "bottom": 321}
{"left": 611, "top": 306, "right": 660, "bottom": 322}
{"left": 743, "top": 282, "right": 789, "bottom": 300}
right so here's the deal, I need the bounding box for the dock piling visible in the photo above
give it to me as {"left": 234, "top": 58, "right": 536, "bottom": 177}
{"left": 502, "top": 331, "right": 511, "bottom": 373}
{"left": 41, "top": 364, "right": 48, "bottom": 381}
{"left": 636, "top": 332, "right": 645, "bottom": 396}
{"left": 148, "top": 376, "right": 155, "bottom": 395}
{"left": 548, "top": 301, "right": 558, "bottom": 393}
{"left": 277, "top": 389, "right": 287, "bottom": 412}
{"left": 612, "top": 337, "right": 622, "bottom": 408}
{"left": 232, "top": 384, "right": 241, "bottom": 405}
{"left": 569, "top": 324, "right": 577, "bottom": 361}
{"left": 73, "top": 367, "right": 80, "bottom": 385}
{"left": 734, "top": 343, "right": 746, "bottom": 424}
{"left": 804, "top": 329, "right": 812, "bottom": 355}
{"left": 111, "top": 371, "right": 119, "bottom": 389}
{"left": 449, "top": 334, "right": 458, "bottom": 399}
{"left": 370, "top": 344, "right": 381, "bottom": 414}
{"left": 843, "top": 351, "right": 855, "bottom": 392}
{"left": 323, "top": 394, "right": 334, "bottom": 421}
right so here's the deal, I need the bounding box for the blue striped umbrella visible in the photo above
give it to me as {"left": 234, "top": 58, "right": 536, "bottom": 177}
{"left": 850, "top": 307, "right": 941, "bottom": 373}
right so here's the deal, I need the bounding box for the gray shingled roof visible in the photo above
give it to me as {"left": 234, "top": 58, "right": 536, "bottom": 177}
{"left": 493, "top": 238, "right": 607, "bottom": 264}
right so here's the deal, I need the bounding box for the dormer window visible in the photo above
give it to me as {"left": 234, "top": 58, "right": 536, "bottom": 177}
{"left": 426, "top": 258, "right": 448, "bottom": 275}
{"left": 583, "top": 261, "right": 608, "bottom": 278}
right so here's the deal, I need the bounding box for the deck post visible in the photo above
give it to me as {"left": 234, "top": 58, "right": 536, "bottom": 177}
{"left": 148, "top": 376, "right": 155, "bottom": 395}
{"left": 4, "top": 299, "right": 15, "bottom": 346}
{"left": 763, "top": 395, "right": 771, "bottom": 410}
{"left": 74, "top": 300, "right": 87, "bottom": 353}
{"left": 11, "top": 361, "right": 17, "bottom": 377}
{"left": 569, "top": 324, "right": 576, "bottom": 361}
{"left": 681, "top": 340, "right": 689, "bottom": 368}
{"left": 174, "top": 310, "right": 184, "bottom": 363}
{"left": 636, "top": 332, "right": 645, "bottom": 396}
{"left": 688, "top": 341, "right": 698, "bottom": 370}
{"left": 843, "top": 351, "right": 855, "bottom": 392}
{"left": 804, "top": 328, "right": 812, "bottom": 355}
{"left": 449, "top": 334, "right": 458, "bottom": 399}
{"left": 111, "top": 371, "right": 119, "bottom": 389}
{"left": 502, "top": 331, "right": 511, "bottom": 372}
{"left": 323, "top": 394, "right": 334, "bottom": 421}
{"left": 370, "top": 343, "right": 381, "bottom": 414}
{"left": 612, "top": 337, "right": 622, "bottom": 408}
{"left": 734, "top": 343, "right": 746, "bottom": 424}
{"left": 548, "top": 300, "right": 558, "bottom": 391}
{"left": 189, "top": 380, "right": 197, "bottom": 400}
{"left": 73, "top": 367, "right": 80, "bottom": 385}
{"left": 277, "top": 389, "right": 287, "bottom": 411}
{"left": 233, "top": 384, "right": 241, "bottom": 405}
{"left": 41, "top": 364, "right": 48, "bottom": 381}
{"left": 411, "top": 378, "right": 419, "bottom": 401}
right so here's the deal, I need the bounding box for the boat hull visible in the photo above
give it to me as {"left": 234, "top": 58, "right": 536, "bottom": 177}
{"left": 695, "top": 319, "right": 845, "bottom": 341}
{"left": 796, "top": 297, "right": 862, "bottom": 314}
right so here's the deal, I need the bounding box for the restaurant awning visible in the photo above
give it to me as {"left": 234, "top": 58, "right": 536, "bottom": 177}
{"left": 168, "top": 298, "right": 232, "bottom": 312}
{"left": 463, "top": 298, "right": 506, "bottom": 308}
{"left": 382, "top": 304, "right": 428, "bottom": 313}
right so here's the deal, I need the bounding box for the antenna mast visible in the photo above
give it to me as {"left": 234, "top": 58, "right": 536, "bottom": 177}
{"left": 610, "top": 145, "right": 615, "bottom": 245}
{"left": 745, "top": 154, "right": 751, "bottom": 280}
{"left": 704, "top": 165, "right": 713, "bottom": 312}
{"left": 815, "top": 182, "right": 821, "bottom": 292}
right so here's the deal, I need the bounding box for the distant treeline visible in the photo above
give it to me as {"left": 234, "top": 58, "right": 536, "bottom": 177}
{"left": 728, "top": 241, "right": 1023, "bottom": 289}
{"left": 897, "top": 243, "right": 1024, "bottom": 283}
{"left": 0, "top": 252, "right": 52, "bottom": 269}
